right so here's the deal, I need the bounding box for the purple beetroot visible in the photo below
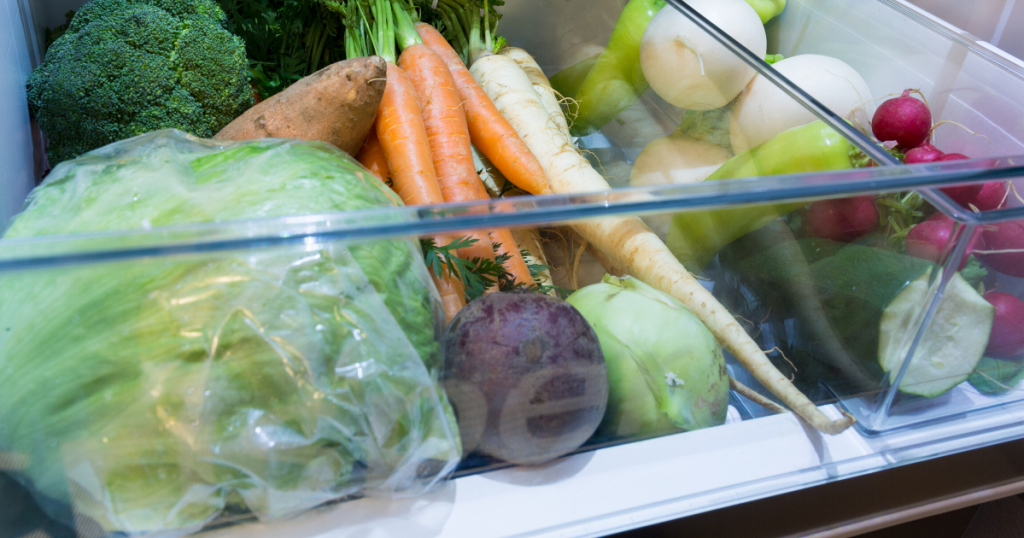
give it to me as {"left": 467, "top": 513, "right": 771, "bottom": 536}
{"left": 872, "top": 89, "right": 932, "bottom": 149}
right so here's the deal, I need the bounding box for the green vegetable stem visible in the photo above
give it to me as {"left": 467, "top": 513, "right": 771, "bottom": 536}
{"left": 559, "top": 0, "right": 665, "bottom": 137}
{"left": 746, "top": 0, "right": 787, "bottom": 24}
{"left": 666, "top": 121, "right": 859, "bottom": 271}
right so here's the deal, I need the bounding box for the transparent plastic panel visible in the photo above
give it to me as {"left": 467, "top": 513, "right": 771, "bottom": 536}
{"left": 499, "top": 0, "right": 1024, "bottom": 199}
{"left": 2, "top": 140, "right": 1024, "bottom": 536}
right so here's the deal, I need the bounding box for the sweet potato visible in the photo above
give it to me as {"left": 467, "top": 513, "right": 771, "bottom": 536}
{"left": 215, "top": 56, "right": 387, "bottom": 156}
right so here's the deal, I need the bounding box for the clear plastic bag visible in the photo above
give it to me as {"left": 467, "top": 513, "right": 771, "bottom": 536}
{"left": 0, "top": 130, "right": 461, "bottom": 535}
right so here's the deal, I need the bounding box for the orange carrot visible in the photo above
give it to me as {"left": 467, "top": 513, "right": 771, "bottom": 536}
{"left": 398, "top": 44, "right": 496, "bottom": 265}
{"left": 375, "top": 62, "right": 445, "bottom": 207}
{"left": 416, "top": 22, "right": 551, "bottom": 196}
{"left": 356, "top": 128, "right": 391, "bottom": 183}
{"left": 399, "top": 44, "right": 534, "bottom": 287}
{"left": 490, "top": 229, "right": 535, "bottom": 286}
{"left": 375, "top": 62, "right": 466, "bottom": 321}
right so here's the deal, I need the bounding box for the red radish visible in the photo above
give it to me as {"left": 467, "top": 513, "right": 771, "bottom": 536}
{"left": 972, "top": 182, "right": 1010, "bottom": 211}
{"left": 905, "top": 213, "right": 979, "bottom": 269}
{"left": 934, "top": 153, "right": 984, "bottom": 206}
{"left": 982, "top": 292, "right": 1024, "bottom": 359}
{"left": 904, "top": 143, "right": 943, "bottom": 164}
{"left": 872, "top": 89, "right": 932, "bottom": 149}
{"left": 941, "top": 153, "right": 970, "bottom": 161}
{"left": 978, "top": 220, "right": 1024, "bottom": 278}
{"left": 806, "top": 195, "right": 878, "bottom": 243}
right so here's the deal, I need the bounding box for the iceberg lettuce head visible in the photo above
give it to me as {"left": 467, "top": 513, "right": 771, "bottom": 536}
{"left": 0, "top": 130, "right": 460, "bottom": 534}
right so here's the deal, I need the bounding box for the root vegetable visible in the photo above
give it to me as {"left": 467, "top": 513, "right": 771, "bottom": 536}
{"left": 441, "top": 292, "right": 608, "bottom": 464}
{"left": 513, "top": 228, "right": 554, "bottom": 290}
{"left": 905, "top": 213, "right": 978, "bottom": 270}
{"left": 629, "top": 135, "right": 731, "bottom": 237}
{"left": 501, "top": 47, "right": 574, "bottom": 142}
{"left": 904, "top": 143, "right": 943, "bottom": 164}
{"left": 473, "top": 47, "right": 855, "bottom": 434}
{"left": 806, "top": 196, "right": 878, "bottom": 243}
{"left": 730, "top": 55, "right": 873, "bottom": 154}
{"left": 215, "top": 57, "right": 386, "bottom": 156}
{"left": 640, "top": 0, "right": 767, "bottom": 110}
{"left": 356, "top": 129, "right": 391, "bottom": 183}
{"left": 415, "top": 23, "right": 551, "bottom": 196}
{"left": 972, "top": 182, "right": 1010, "bottom": 211}
{"left": 871, "top": 89, "right": 932, "bottom": 149}
{"left": 978, "top": 220, "right": 1024, "bottom": 278}
{"left": 983, "top": 292, "right": 1024, "bottom": 359}
{"left": 935, "top": 153, "right": 984, "bottom": 206}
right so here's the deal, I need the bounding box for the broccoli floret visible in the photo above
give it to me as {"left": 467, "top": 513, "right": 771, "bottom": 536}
{"left": 27, "top": 0, "right": 254, "bottom": 166}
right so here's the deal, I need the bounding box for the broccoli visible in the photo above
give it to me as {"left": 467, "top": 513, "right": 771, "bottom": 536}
{"left": 26, "top": 0, "right": 254, "bottom": 166}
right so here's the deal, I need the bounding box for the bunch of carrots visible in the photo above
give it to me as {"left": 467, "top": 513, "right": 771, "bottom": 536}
{"left": 349, "top": 0, "right": 548, "bottom": 323}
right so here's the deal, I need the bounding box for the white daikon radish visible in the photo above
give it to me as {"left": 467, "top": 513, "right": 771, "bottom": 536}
{"left": 640, "top": 0, "right": 767, "bottom": 110}
{"left": 730, "top": 54, "right": 874, "bottom": 153}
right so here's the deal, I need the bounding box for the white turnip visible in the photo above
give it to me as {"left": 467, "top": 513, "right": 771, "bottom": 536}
{"left": 730, "top": 55, "right": 873, "bottom": 154}
{"left": 983, "top": 292, "right": 1024, "bottom": 359}
{"left": 872, "top": 89, "right": 932, "bottom": 149}
{"left": 630, "top": 136, "right": 732, "bottom": 187}
{"left": 630, "top": 135, "right": 732, "bottom": 238}
{"left": 640, "top": 0, "right": 767, "bottom": 110}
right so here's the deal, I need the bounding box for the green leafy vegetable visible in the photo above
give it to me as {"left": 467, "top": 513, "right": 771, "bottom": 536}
{"left": 426, "top": 0, "right": 504, "bottom": 64}
{"left": 43, "top": 10, "right": 75, "bottom": 50}
{"left": 27, "top": 0, "right": 254, "bottom": 166}
{"left": 0, "top": 130, "right": 460, "bottom": 533}
{"left": 217, "top": 0, "right": 353, "bottom": 99}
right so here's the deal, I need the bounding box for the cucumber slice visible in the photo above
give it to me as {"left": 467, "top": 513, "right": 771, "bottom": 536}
{"left": 878, "top": 271, "right": 994, "bottom": 397}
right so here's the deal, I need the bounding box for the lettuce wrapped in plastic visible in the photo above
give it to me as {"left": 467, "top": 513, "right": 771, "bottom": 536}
{"left": 0, "top": 131, "right": 460, "bottom": 534}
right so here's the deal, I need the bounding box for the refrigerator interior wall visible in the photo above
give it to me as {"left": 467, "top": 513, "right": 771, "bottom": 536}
{"left": 0, "top": 0, "right": 43, "bottom": 225}
{"left": 908, "top": 0, "right": 1024, "bottom": 61}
